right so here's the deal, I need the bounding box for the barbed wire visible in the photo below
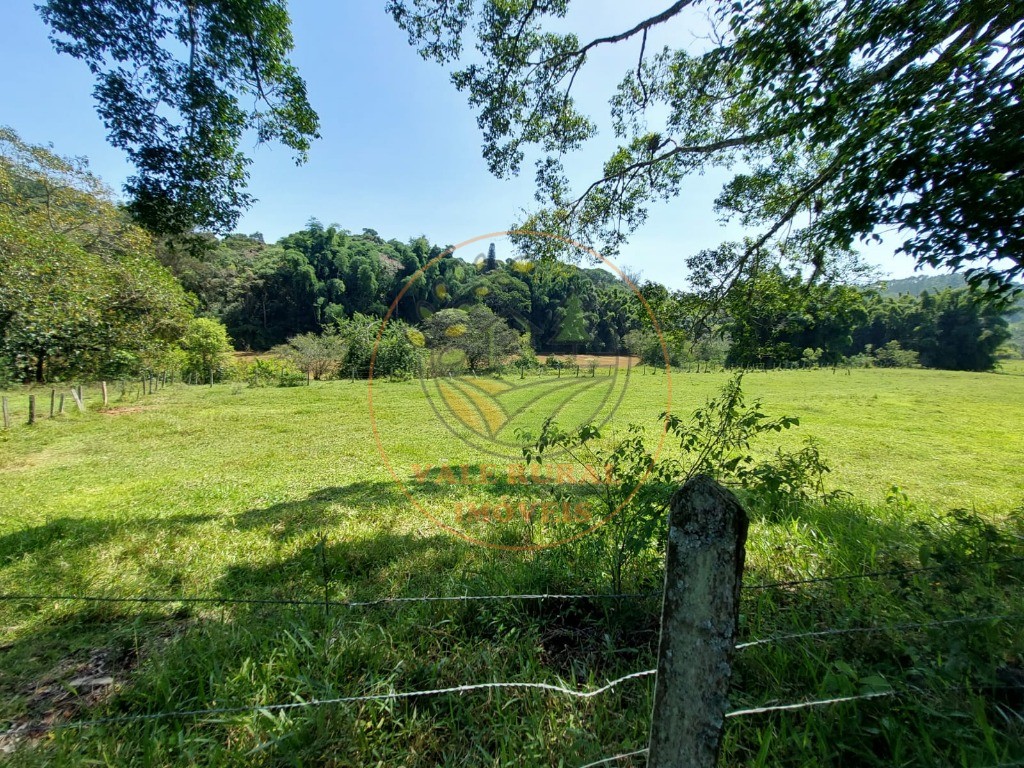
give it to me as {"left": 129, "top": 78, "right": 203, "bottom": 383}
{"left": 746, "top": 555, "right": 1024, "bottom": 592}
{"left": 1, "top": 554, "right": 1019, "bottom": 612}
{"left": 0, "top": 591, "right": 652, "bottom": 609}
{"left": 578, "top": 747, "right": 649, "bottom": 767}
{"left": 736, "top": 612, "right": 1024, "bottom": 650}
{"left": 726, "top": 690, "right": 897, "bottom": 717}
{"left": 2, "top": 669, "right": 658, "bottom": 737}
{"left": 574, "top": 679, "right": 1024, "bottom": 767}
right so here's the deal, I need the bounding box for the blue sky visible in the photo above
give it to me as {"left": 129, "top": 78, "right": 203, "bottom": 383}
{"left": 1, "top": 1, "right": 926, "bottom": 288}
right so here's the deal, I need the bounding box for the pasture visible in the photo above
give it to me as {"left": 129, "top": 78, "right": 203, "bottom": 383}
{"left": 0, "top": 367, "right": 1022, "bottom": 766}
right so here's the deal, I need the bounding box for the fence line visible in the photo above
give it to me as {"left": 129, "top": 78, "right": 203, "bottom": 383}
{"left": 2, "top": 553, "right": 1019, "bottom": 612}
{"left": 745, "top": 555, "right": 1024, "bottom": 591}
{"left": 2, "top": 479, "right": 1020, "bottom": 762}
{"left": 735, "top": 612, "right": 1024, "bottom": 650}
{"left": 3, "top": 669, "right": 658, "bottom": 737}
{"left": 0, "top": 591, "right": 652, "bottom": 609}
{"left": 3, "top": 609, "right": 1017, "bottom": 739}
{"left": 579, "top": 685, "right": 1024, "bottom": 767}
{"left": 578, "top": 748, "right": 649, "bottom": 767}
{"left": 725, "top": 690, "right": 897, "bottom": 717}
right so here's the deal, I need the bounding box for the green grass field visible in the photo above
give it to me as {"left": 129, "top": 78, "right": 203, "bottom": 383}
{"left": 1, "top": 368, "right": 1022, "bottom": 766}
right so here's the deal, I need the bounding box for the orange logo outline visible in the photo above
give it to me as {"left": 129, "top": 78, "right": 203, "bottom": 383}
{"left": 368, "top": 229, "right": 673, "bottom": 551}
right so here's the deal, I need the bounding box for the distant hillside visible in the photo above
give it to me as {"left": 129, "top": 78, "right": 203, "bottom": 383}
{"left": 876, "top": 273, "right": 967, "bottom": 297}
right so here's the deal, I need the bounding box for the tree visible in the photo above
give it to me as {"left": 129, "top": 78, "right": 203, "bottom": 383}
{"left": 272, "top": 331, "right": 347, "bottom": 380}
{"left": 853, "top": 287, "right": 1011, "bottom": 371}
{"left": 724, "top": 268, "right": 867, "bottom": 368}
{"left": 391, "top": 0, "right": 1024, "bottom": 297}
{"left": 0, "top": 128, "right": 192, "bottom": 383}
{"left": 473, "top": 271, "right": 532, "bottom": 327}
{"left": 485, "top": 242, "right": 498, "bottom": 272}
{"left": 554, "top": 293, "right": 589, "bottom": 351}
{"left": 423, "top": 305, "right": 519, "bottom": 372}
{"left": 39, "top": 0, "right": 319, "bottom": 234}
{"left": 180, "top": 318, "right": 233, "bottom": 380}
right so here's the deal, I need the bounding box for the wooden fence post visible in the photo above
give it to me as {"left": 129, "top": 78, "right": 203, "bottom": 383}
{"left": 647, "top": 475, "right": 748, "bottom": 768}
{"left": 58, "top": 393, "right": 65, "bottom": 415}
{"left": 2, "top": 396, "right": 9, "bottom": 429}
{"left": 70, "top": 387, "right": 85, "bottom": 413}
{"left": 28, "top": 395, "right": 35, "bottom": 425}
{"left": 50, "top": 388, "right": 55, "bottom": 418}
{"left": 101, "top": 381, "right": 108, "bottom": 407}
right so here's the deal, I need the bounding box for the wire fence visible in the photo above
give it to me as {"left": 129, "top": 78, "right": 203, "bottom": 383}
{"left": 2, "top": 555, "right": 1020, "bottom": 610}
{"left": 2, "top": 553, "right": 1022, "bottom": 763}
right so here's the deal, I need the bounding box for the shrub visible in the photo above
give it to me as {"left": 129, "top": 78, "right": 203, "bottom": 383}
{"left": 242, "top": 358, "right": 305, "bottom": 387}
{"left": 272, "top": 331, "right": 347, "bottom": 380}
{"left": 335, "top": 314, "right": 422, "bottom": 379}
{"left": 180, "top": 318, "right": 233, "bottom": 382}
{"left": 873, "top": 340, "right": 920, "bottom": 368}
{"left": 520, "top": 375, "right": 836, "bottom": 592}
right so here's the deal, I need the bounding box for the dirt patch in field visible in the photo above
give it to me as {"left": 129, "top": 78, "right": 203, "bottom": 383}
{"left": 544, "top": 354, "right": 640, "bottom": 368}
{"left": 0, "top": 646, "right": 136, "bottom": 754}
{"left": 101, "top": 406, "right": 149, "bottom": 416}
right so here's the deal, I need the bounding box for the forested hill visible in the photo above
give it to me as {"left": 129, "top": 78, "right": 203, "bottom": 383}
{"left": 2, "top": 120, "right": 1017, "bottom": 386}
{"left": 157, "top": 221, "right": 1018, "bottom": 374}
{"left": 156, "top": 222, "right": 636, "bottom": 353}
{"left": 876, "top": 274, "right": 968, "bottom": 297}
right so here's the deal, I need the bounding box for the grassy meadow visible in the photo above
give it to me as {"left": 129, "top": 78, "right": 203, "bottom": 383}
{"left": 0, "top": 366, "right": 1022, "bottom": 766}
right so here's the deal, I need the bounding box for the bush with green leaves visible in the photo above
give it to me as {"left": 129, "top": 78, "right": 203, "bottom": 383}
{"left": 242, "top": 358, "right": 305, "bottom": 388}
{"left": 873, "top": 340, "right": 921, "bottom": 368}
{"left": 272, "top": 331, "right": 347, "bottom": 380}
{"left": 180, "top": 318, "right": 233, "bottom": 383}
{"left": 422, "top": 305, "right": 519, "bottom": 374}
{"left": 521, "top": 375, "right": 837, "bottom": 591}
{"left": 624, "top": 329, "right": 681, "bottom": 368}
{"left": 335, "top": 313, "right": 422, "bottom": 379}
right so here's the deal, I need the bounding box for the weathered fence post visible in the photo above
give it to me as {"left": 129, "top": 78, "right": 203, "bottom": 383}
{"left": 2, "top": 396, "right": 10, "bottom": 429}
{"left": 70, "top": 386, "right": 85, "bottom": 413}
{"left": 28, "top": 395, "right": 36, "bottom": 425}
{"left": 58, "top": 393, "right": 65, "bottom": 415}
{"left": 50, "top": 388, "right": 55, "bottom": 418}
{"left": 647, "top": 475, "right": 748, "bottom": 768}
{"left": 101, "top": 381, "right": 108, "bottom": 407}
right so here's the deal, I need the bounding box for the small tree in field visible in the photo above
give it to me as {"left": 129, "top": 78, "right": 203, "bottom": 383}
{"left": 181, "top": 318, "right": 233, "bottom": 381}
{"left": 802, "top": 347, "right": 823, "bottom": 368}
{"left": 273, "top": 331, "right": 347, "bottom": 380}
{"left": 873, "top": 340, "right": 920, "bottom": 368}
{"left": 422, "top": 305, "right": 519, "bottom": 373}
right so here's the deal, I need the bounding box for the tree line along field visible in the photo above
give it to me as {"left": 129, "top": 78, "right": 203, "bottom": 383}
{"left": 0, "top": 367, "right": 1022, "bottom": 765}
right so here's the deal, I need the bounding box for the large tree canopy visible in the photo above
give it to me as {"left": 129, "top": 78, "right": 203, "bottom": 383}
{"left": 38, "top": 0, "right": 320, "bottom": 235}
{"left": 389, "top": 0, "right": 1024, "bottom": 297}
{"left": 0, "top": 128, "right": 193, "bottom": 382}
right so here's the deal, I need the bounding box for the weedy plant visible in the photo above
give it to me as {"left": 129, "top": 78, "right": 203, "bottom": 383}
{"left": 521, "top": 375, "right": 839, "bottom": 592}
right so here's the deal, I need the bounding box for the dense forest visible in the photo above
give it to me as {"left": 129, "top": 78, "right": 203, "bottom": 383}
{"left": 157, "top": 224, "right": 631, "bottom": 355}
{"left": 1, "top": 129, "right": 1019, "bottom": 386}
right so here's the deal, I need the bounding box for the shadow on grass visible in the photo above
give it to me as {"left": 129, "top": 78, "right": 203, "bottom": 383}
{"left": 2, "top": 486, "right": 1021, "bottom": 766}
{"left": 0, "top": 514, "right": 216, "bottom": 565}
